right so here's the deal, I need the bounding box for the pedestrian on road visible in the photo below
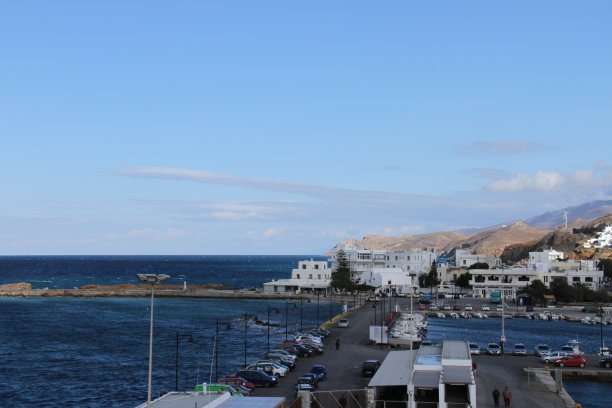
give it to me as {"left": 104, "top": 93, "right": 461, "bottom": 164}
{"left": 336, "top": 338, "right": 340, "bottom": 350}
{"left": 502, "top": 386, "right": 512, "bottom": 408}
{"left": 491, "top": 387, "right": 500, "bottom": 408}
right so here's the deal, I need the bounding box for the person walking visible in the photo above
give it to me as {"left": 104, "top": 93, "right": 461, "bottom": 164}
{"left": 491, "top": 387, "right": 500, "bottom": 408}
{"left": 335, "top": 338, "right": 340, "bottom": 350}
{"left": 502, "top": 386, "right": 512, "bottom": 408}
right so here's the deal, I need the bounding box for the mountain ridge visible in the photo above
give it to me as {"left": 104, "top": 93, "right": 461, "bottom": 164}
{"left": 329, "top": 201, "right": 612, "bottom": 261}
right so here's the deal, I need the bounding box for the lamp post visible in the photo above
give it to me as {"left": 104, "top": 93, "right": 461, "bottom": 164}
{"left": 244, "top": 313, "right": 249, "bottom": 368}
{"left": 175, "top": 332, "right": 194, "bottom": 391}
{"left": 285, "top": 302, "right": 297, "bottom": 341}
{"left": 215, "top": 320, "right": 232, "bottom": 382}
{"left": 137, "top": 273, "right": 170, "bottom": 408}
{"left": 300, "top": 296, "right": 303, "bottom": 331}
{"left": 329, "top": 291, "right": 333, "bottom": 322}
{"left": 317, "top": 293, "right": 320, "bottom": 326}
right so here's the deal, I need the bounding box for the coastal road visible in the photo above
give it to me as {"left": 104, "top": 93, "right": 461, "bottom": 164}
{"left": 254, "top": 300, "right": 389, "bottom": 401}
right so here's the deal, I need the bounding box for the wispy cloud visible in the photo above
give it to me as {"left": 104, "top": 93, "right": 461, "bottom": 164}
{"left": 119, "top": 166, "right": 439, "bottom": 205}
{"left": 486, "top": 171, "right": 566, "bottom": 192}
{"left": 456, "top": 140, "right": 550, "bottom": 156}
{"left": 485, "top": 167, "right": 612, "bottom": 193}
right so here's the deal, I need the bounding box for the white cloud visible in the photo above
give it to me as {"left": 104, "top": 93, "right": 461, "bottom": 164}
{"left": 486, "top": 171, "right": 566, "bottom": 192}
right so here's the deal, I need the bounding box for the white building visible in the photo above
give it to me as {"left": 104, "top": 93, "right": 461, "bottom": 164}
{"left": 527, "top": 249, "right": 564, "bottom": 272}
{"left": 358, "top": 268, "right": 417, "bottom": 296}
{"left": 455, "top": 249, "right": 501, "bottom": 269}
{"left": 584, "top": 225, "right": 612, "bottom": 249}
{"left": 366, "top": 341, "right": 476, "bottom": 408}
{"left": 470, "top": 265, "right": 604, "bottom": 299}
{"left": 328, "top": 245, "right": 436, "bottom": 284}
{"left": 262, "top": 259, "right": 330, "bottom": 295}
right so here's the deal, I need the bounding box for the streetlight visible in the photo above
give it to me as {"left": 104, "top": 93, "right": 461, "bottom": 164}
{"left": 137, "top": 273, "right": 170, "bottom": 408}
{"left": 317, "top": 293, "right": 320, "bottom": 326}
{"left": 215, "top": 319, "right": 233, "bottom": 382}
{"left": 285, "top": 301, "right": 297, "bottom": 340}
{"left": 300, "top": 296, "right": 303, "bottom": 331}
{"left": 175, "top": 332, "right": 194, "bottom": 391}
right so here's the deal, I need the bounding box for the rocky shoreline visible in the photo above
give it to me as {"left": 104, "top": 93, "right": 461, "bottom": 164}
{"left": 0, "top": 282, "right": 306, "bottom": 300}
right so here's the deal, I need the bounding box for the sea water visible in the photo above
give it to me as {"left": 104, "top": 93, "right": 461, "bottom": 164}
{"left": 0, "top": 256, "right": 609, "bottom": 407}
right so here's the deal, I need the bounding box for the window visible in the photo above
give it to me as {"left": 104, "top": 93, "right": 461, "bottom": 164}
{"left": 309, "top": 274, "right": 312, "bottom": 279}
{"left": 296, "top": 274, "right": 300, "bottom": 279}
{"left": 572, "top": 277, "right": 580, "bottom": 282}
{"left": 315, "top": 264, "right": 319, "bottom": 269}
{"left": 407, "top": 256, "right": 411, "bottom": 260}
{"left": 585, "top": 277, "right": 593, "bottom": 282}
{"left": 318, "top": 274, "right": 321, "bottom": 280}
{"left": 302, "top": 265, "right": 306, "bottom": 269}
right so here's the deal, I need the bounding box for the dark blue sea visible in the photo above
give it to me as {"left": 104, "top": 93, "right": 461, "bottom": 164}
{"left": 0, "top": 256, "right": 609, "bottom": 407}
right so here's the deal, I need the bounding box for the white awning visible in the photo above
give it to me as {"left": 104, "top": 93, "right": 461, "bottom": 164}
{"left": 442, "top": 366, "right": 472, "bottom": 384}
{"left": 412, "top": 370, "right": 440, "bottom": 389}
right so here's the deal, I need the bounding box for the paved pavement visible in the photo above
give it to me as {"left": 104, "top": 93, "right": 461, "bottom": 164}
{"left": 254, "top": 297, "right": 584, "bottom": 407}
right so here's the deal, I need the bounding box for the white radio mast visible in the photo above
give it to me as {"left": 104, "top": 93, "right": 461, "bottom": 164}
{"left": 563, "top": 210, "right": 568, "bottom": 230}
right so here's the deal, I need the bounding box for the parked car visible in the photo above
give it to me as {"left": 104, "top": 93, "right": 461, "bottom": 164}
{"left": 257, "top": 359, "right": 291, "bottom": 373}
{"left": 300, "top": 373, "right": 319, "bottom": 388}
{"left": 513, "top": 344, "right": 527, "bottom": 356}
{"left": 534, "top": 344, "right": 551, "bottom": 357}
{"left": 487, "top": 343, "right": 501, "bottom": 355}
{"left": 554, "top": 354, "right": 587, "bottom": 368}
{"left": 296, "top": 374, "right": 318, "bottom": 389}
{"left": 234, "top": 370, "right": 278, "bottom": 388}
{"left": 218, "top": 376, "right": 255, "bottom": 391}
{"left": 418, "top": 304, "right": 426, "bottom": 311}
{"left": 525, "top": 305, "right": 534, "bottom": 312}
{"left": 295, "top": 381, "right": 316, "bottom": 396}
{"left": 338, "top": 318, "right": 349, "bottom": 328}
{"left": 540, "top": 351, "right": 568, "bottom": 363}
{"left": 310, "top": 364, "right": 328, "bottom": 381}
{"left": 361, "top": 360, "right": 382, "bottom": 377}
{"left": 452, "top": 305, "right": 462, "bottom": 311}
{"left": 469, "top": 343, "right": 480, "bottom": 355}
{"left": 599, "top": 355, "right": 612, "bottom": 368}
{"left": 245, "top": 362, "right": 287, "bottom": 377}
{"left": 495, "top": 305, "right": 504, "bottom": 312}
{"left": 283, "top": 344, "right": 310, "bottom": 358}
{"left": 442, "top": 305, "right": 452, "bottom": 311}
{"left": 429, "top": 305, "right": 439, "bottom": 311}
{"left": 464, "top": 304, "right": 473, "bottom": 311}
{"left": 480, "top": 305, "right": 490, "bottom": 311}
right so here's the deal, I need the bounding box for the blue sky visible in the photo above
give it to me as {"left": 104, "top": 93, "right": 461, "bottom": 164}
{"left": 1, "top": 1, "right": 611, "bottom": 255}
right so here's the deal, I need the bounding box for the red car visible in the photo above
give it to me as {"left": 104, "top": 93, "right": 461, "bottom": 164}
{"left": 218, "top": 376, "right": 255, "bottom": 391}
{"left": 452, "top": 305, "right": 462, "bottom": 311}
{"left": 554, "top": 354, "right": 587, "bottom": 368}
{"left": 417, "top": 305, "right": 426, "bottom": 310}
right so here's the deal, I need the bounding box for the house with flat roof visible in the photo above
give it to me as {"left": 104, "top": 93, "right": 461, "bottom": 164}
{"left": 366, "top": 340, "right": 476, "bottom": 408}
{"left": 135, "top": 390, "right": 284, "bottom": 408}
{"left": 262, "top": 259, "right": 330, "bottom": 295}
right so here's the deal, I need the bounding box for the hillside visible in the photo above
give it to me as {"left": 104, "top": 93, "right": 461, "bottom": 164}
{"left": 328, "top": 201, "right": 612, "bottom": 263}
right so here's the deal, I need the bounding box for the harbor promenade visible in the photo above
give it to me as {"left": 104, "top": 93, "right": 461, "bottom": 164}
{"left": 254, "top": 298, "right": 585, "bottom": 408}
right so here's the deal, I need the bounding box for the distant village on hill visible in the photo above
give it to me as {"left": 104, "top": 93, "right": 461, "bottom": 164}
{"left": 263, "top": 201, "right": 612, "bottom": 304}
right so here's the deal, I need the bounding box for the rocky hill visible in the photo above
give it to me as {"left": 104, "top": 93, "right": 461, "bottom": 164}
{"left": 329, "top": 202, "right": 612, "bottom": 264}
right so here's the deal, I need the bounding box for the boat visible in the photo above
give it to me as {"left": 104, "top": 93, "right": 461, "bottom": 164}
{"left": 561, "top": 338, "right": 583, "bottom": 355}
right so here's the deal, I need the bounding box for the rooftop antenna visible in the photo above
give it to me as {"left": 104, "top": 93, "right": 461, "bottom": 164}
{"left": 563, "top": 210, "right": 568, "bottom": 230}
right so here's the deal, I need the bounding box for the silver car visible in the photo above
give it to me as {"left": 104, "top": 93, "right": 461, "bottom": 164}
{"left": 540, "top": 351, "right": 568, "bottom": 363}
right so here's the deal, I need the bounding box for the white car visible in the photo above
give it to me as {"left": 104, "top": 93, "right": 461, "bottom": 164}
{"left": 469, "top": 343, "right": 480, "bottom": 355}
{"left": 481, "top": 305, "right": 490, "bottom": 311}
{"left": 495, "top": 304, "right": 504, "bottom": 312}
{"left": 540, "top": 351, "right": 568, "bottom": 363}
{"left": 338, "top": 318, "right": 349, "bottom": 328}
{"left": 464, "top": 304, "right": 473, "bottom": 311}
{"left": 487, "top": 343, "right": 502, "bottom": 355}
{"left": 534, "top": 344, "right": 551, "bottom": 357}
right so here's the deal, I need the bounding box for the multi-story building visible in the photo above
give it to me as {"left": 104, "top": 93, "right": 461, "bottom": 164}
{"left": 262, "top": 259, "right": 331, "bottom": 295}
{"left": 454, "top": 249, "right": 501, "bottom": 269}
{"left": 527, "top": 249, "right": 564, "bottom": 272}
{"left": 328, "top": 246, "right": 436, "bottom": 284}
{"left": 469, "top": 263, "right": 604, "bottom": 299}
